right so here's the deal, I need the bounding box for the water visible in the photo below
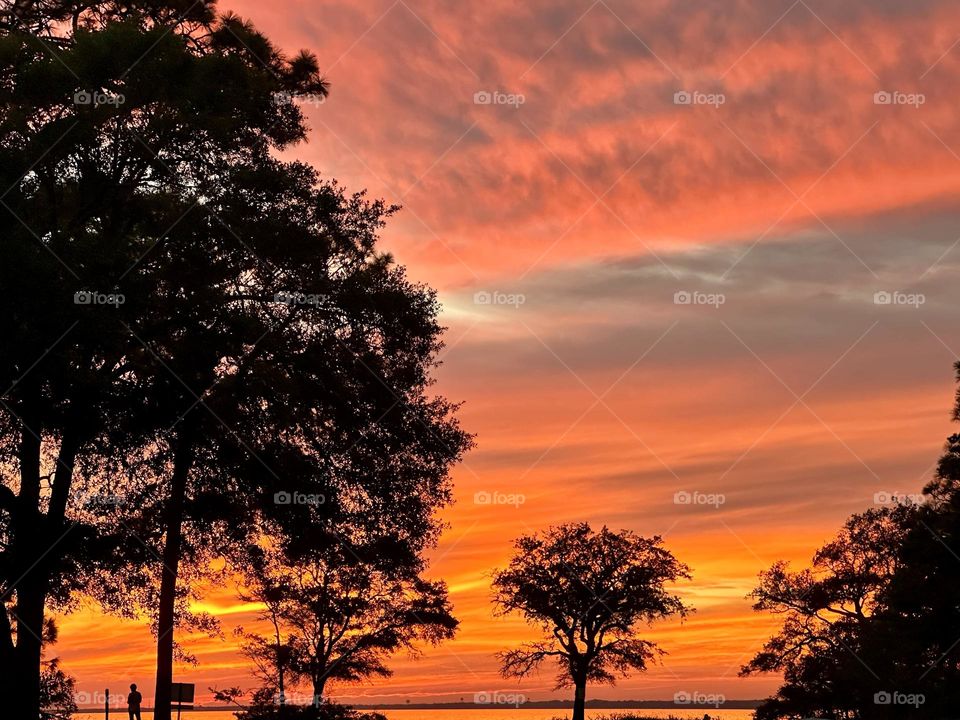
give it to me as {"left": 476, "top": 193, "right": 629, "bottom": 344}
{"left": 76, "top": 710, "right": 754, "bottom": 720}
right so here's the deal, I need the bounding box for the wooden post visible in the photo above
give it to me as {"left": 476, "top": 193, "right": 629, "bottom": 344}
{"left": 105, "top": 688, "right": 109, "bottom": 720}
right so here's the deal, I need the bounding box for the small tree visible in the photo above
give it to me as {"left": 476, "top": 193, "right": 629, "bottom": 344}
{"left": 239, "top": 535, "right": 458, "bottom": 706}
{"left": 492, "top": 523, "right": 691, "bottom": 720}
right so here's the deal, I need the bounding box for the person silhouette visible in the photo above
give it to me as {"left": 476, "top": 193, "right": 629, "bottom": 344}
{"left": 127, "top": 683, "right": 143, "bottom": 720}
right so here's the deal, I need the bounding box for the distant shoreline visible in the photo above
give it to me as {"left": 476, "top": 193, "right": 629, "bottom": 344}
{"left": 75, "top": 699, "right": 763, "bottom": 712}
{"left": 352, "top": 701, "right": 762, "bottom": 710}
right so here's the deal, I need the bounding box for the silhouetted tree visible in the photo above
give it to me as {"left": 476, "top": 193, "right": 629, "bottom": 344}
{"left": 740, "top": 506, "right": 913, "bottom": 719}
{"left": 238, "top": 530, "right": 458, "bottom": 707}
{"left": 0, "top": 1, "right": 327, "bottom": 715}
{"left": 0, "top": 5, "right": 471, "bottom": 720}
{"left": 744, "top": 363, "right": 960, "bottom": 719}
{"left": 492, "top": 523, "right": 691, "bottom": 720}
{"left": 30, "top": 618, "right": 79, "bottom": 720}
{"left": 39, "top": 656, "right": 78, "bottom": 720}
{"left": 882, "top": 390, "right": 960, "bottom": 717}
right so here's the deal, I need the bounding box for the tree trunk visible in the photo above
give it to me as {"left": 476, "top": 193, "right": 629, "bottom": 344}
{"left": 274, "top": 619, "right": 285, "bottom": 707}
{"left": 312, "top": 675, "right": 327, "bottom": 708}
{"left": 0, "top": 604, "right": 14, "bottom": 704}
{"left": 0, "top": 489, "right": 16, "bottom": 694}
{"left": 8, "top": 396, "right": 80, "bottom": 720}
{"left": 12, "top": 404, "right": 45, "bottom": 720}
{"left": 572, "top": 674, "right": 587, "bottom": 720}
{"left": 15, "top": 576, "right": 45, "bottom": 718}
{"left": 47, "top": 434, "right": 79, "bottom": 532}
{"left": 153, "top": 425, "right": 196, "bottom": 720}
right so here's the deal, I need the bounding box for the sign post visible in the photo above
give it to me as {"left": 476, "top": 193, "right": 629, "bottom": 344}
{"left": 171, "top": 682, "right": 195, "bottom": 720}
{"left": 105, "top": 687, "right": 109, "bottom": 720}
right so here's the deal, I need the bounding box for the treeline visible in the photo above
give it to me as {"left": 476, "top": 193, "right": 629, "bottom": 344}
{"left": 0, "top": 3, "right": 470, "bottom": 719}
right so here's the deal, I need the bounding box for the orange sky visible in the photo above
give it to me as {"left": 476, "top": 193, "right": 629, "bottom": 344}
{"left": 58, "top": 0, "right": 960, "bottom": 707}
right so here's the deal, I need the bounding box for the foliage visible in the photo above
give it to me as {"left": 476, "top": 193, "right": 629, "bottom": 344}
{"left": 744, "top": 362, "right": 960, "bottom": 719}
{"left": 493, "top": 523, "right": 691, "bottom": 720}
{"left": 236, "top": 529, "right": 458, "bottom": 702}
{"left": 0, "top": 1, "right": 326, "bottom": 714}
{"left": 0, "top": 2, "right": 468, "bottom": 719}
{"left": 39, "top": 657, "right": 78, "bottom": 720}
{"left": 234, "top": 696, "right": 387, "bottom": 720}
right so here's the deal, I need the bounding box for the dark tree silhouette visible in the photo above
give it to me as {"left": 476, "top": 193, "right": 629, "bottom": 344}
{"left": 0, "top": 5, "right": 469, "bottom": 720}
{"left": 492, "top": 523, "right": 691, "bottom": 720}
{"left": 740, "top": 506, "right": 913, "bottom": 719}
{"left": 0, "top": 2, "right": 326, "bottom": 715}
{"left": 39, "top": 656, "right": 78, "bottom": 720}
{"left": 744, "top": 363, "right": 960, "bottom": 719}
{"left": 238, "top": 530, "right": 458, "bottom": 707}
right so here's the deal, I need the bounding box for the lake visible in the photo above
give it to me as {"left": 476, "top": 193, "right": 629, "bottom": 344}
{"left": 76, "top": 710, "right": 755, "bottom": 720}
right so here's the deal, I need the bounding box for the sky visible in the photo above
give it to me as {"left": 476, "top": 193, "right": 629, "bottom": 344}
{"left": 58, "top": 0, "right": 960, "bottom": 707}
